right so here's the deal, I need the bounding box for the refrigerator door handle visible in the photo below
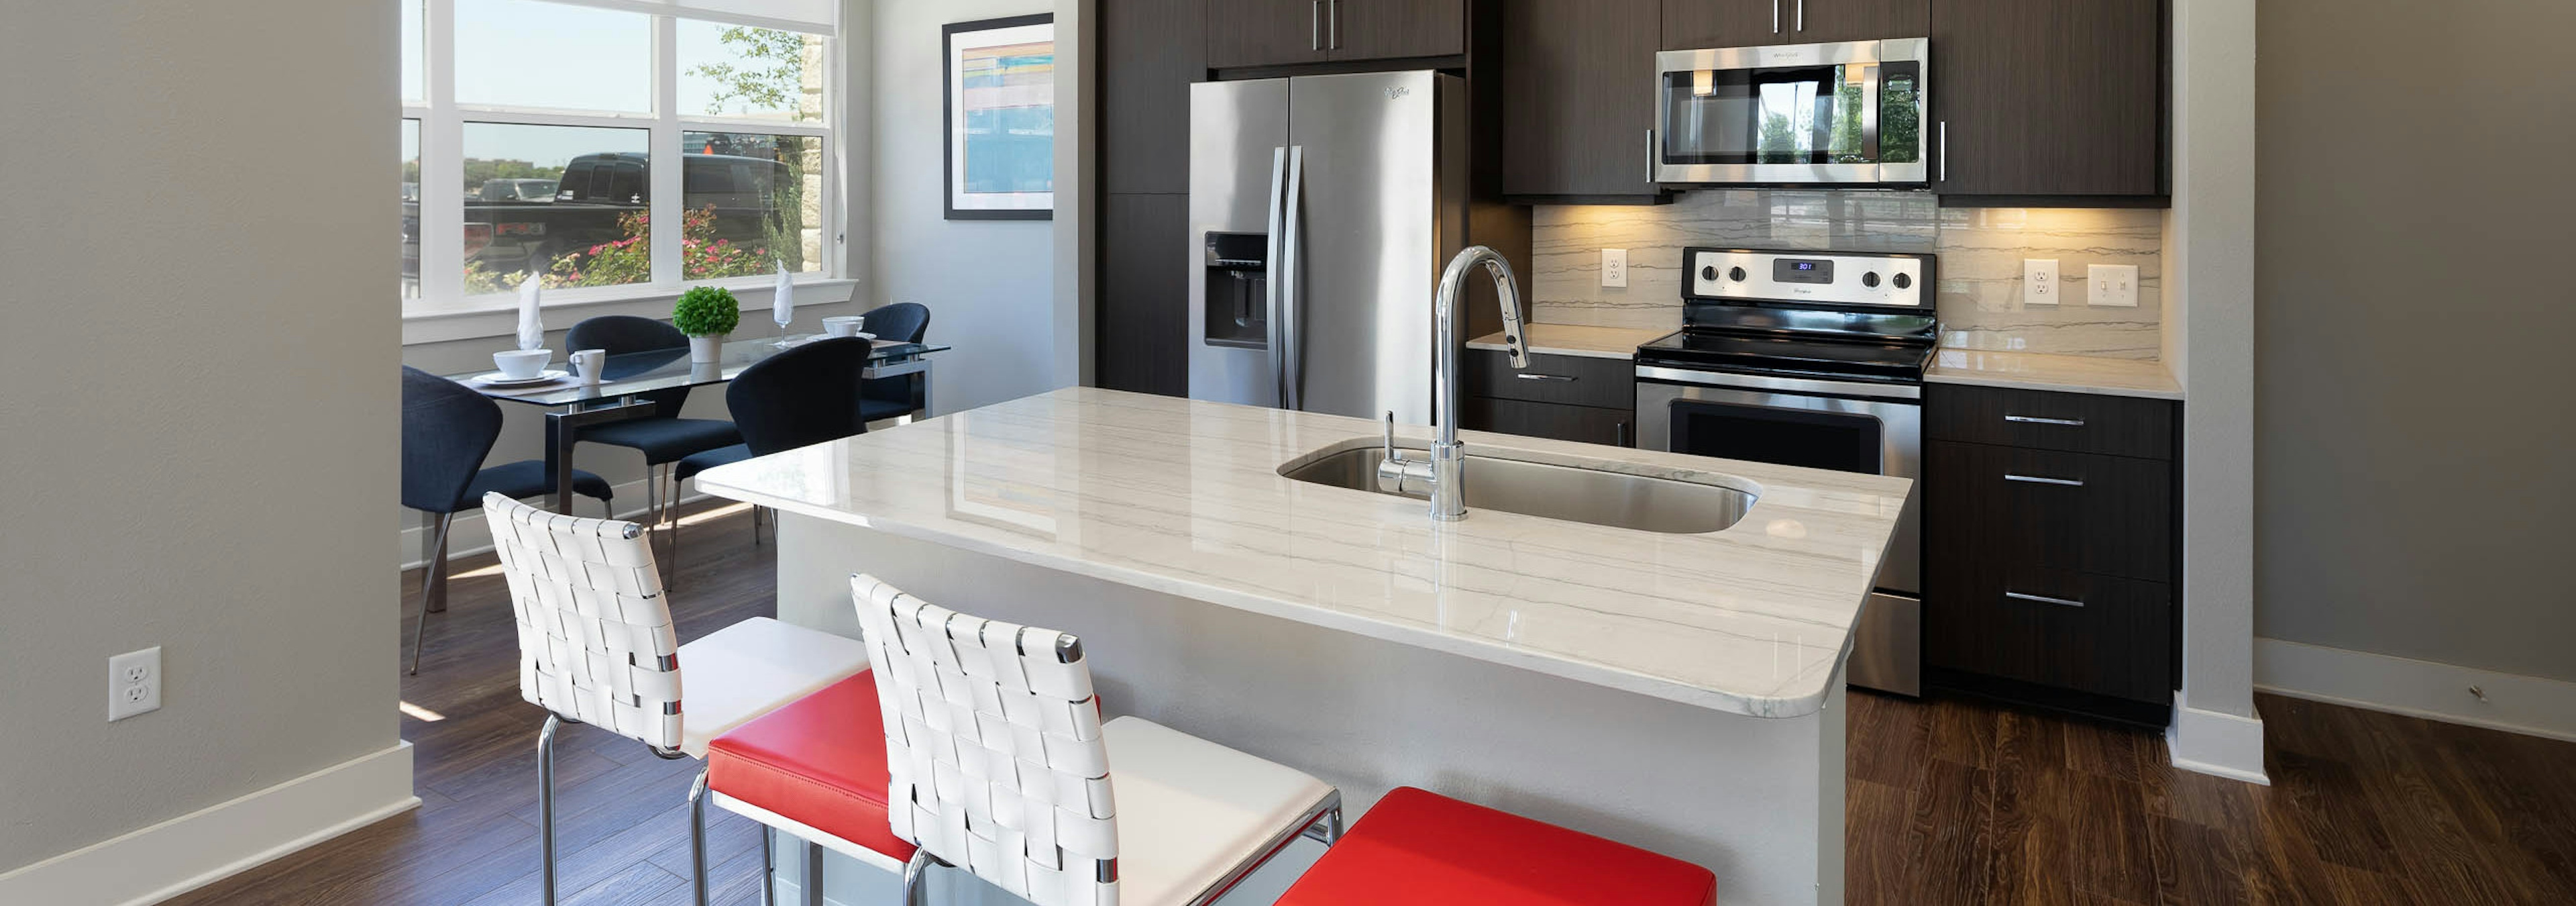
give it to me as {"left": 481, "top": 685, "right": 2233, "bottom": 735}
{"left": 1265, "top": 146, "right": 1289, "bottom": 408}
{"left": 1281, "top": 145, "right": 1307, "bottom": 411}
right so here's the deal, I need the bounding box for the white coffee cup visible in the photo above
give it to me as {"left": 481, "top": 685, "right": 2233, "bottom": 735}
{"left": 493, "top": 349, "right": 551, "bottom": 380}
{"left": 821, "top": 315, "right": 866, "bottom": 339}
{"left": 570, "top": 348, "right": 606, "bottom": 385}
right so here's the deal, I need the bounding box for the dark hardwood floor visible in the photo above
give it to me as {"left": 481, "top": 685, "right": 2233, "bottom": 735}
{"left": 169, "top": 501, "right": 2576, "bottom": 905}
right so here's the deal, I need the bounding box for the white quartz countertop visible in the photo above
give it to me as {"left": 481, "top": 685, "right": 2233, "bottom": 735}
{"left": 698, "top": 389, "right": 1911, "bottom": 719}
{"left": 1465, "top": 324, "right": 1666, "bottom": 360}
{"left": 1927, "top": 348, "right": 2184, "bottom": 399}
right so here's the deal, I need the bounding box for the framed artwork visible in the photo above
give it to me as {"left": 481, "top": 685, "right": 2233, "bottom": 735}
{"left": 943, "top": 14, "right": 1055, "bottom": 220}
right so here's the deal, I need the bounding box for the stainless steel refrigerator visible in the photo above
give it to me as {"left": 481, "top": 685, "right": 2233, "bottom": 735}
{"left": 1187, "top": 70, "right": 1467, "bottom": 425}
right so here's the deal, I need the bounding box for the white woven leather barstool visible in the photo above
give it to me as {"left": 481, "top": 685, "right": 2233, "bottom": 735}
{"left": 849, "top": 574, "right": 1343, "bottom": 906}
{"left": 482, "top": 493, "right": 871, "bottom": 906}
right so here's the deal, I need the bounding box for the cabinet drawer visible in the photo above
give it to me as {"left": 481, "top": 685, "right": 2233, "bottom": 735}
{"left": 1925, "top": 440, "right": 2171, "bottom": 581}
{"left": 1924, "top": 383, "right": 2176, "bottom": 460}
{"left": 1462, "top": 350, "right": 1634, "bottom": 409}
{"left": 1924, "top": 562, "right": 2174, "bottom": 703}
{"left": 1460, "top": 397, "right": 1632, "bottom": 447}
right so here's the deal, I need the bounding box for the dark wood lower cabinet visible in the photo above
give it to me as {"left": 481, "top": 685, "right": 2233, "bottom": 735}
{"left": 1460, "top": 397, "right": 1632, "bottom": 447}
{"left": 1922, "top": 386, "right": 2180, "bottom": 720}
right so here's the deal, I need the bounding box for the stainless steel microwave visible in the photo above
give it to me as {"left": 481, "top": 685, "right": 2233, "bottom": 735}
{"left": 1654, "top": 39, "right": 1928, "bottom": 185}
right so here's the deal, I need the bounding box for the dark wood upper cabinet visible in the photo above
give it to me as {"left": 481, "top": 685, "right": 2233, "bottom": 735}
{"left": 1208, "top": 0, "right": 1330, "bottom": 68}
{"left": 1786, "top": 0, "right": 1928, "bottom": 43}
{"left": 1931, "top": 0, "right": 2162, "bottom": 197}
{"left": 1103, "top": 0, "right": 1207, "bottom": 195}
{"left": 1662, "top": 0, "right": 1782, "bottom": 50}
{"left": 1326, "top": 0, "right": 1466, "bottom": 60}
{"left": 1502, "top": 0, "right": 1661, "bottom": 199}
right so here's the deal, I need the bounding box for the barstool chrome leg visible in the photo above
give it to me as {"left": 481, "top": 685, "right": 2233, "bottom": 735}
{"left": 805, "top": 841, "right": 826, "bottom": 906}
{"left": 688, "top": 767, "right": 711, "bottom": 906}
{"left": 760, "top": 826, "right": 776, "bottom": 906}
{"left": 900, "top": 848, "right": 934, "bottom": 906}
{"left": 537, "top": 714, "right": 562, "bottom": 906}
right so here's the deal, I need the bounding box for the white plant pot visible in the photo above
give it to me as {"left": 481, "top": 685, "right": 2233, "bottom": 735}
{"left": 688, "top": 334, "right": 727, "bottom": 363}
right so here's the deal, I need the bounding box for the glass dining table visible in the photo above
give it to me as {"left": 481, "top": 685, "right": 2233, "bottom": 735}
{"left": 443, "top": 336, "right": 949, "bottom": 513}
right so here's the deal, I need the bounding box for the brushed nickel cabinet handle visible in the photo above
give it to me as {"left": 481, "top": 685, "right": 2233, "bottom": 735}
{"left": 2004, "top": 474, "right": 2085, "bottom": 487}
{"left": 1311, "top": 1, "right": 1321, "bottom": 50}
{"left": 1330, "top": 0, "right": 1340, "bottom": 50}
{"left": 2006, "top": 591, "right": 2086, "bottom": 608}
{"left": 2004, "top": 414, "right": 2086, "bottom": 427}
{"left": 1798, "top": 0, "right": 1806, "bottom": 31}
{"left": 1646, "top": 128, "right": 1657, "bottom": 183}
{"left": 1772, "top": 0, "right": 1781, "bottom": 33}
{"left": 1939, "top": 121, "right": 1949, "bottom": 182}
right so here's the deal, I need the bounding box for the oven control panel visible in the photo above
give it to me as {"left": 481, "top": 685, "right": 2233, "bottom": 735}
{"left": 1685, "top": 248, "right": 1931, "bottom": 309}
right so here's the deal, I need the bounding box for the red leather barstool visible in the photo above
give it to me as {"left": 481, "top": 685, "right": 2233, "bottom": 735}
{"left": 702, "top": 670, "right": 916, "bottom": 902}
{"left": 1277, "top": 787, "right": 1718, "bottom": 906}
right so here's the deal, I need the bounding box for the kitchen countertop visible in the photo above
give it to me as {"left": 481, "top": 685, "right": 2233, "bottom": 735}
{"left": 1927, "top": 348, "right": 2184, "bottom": 399}
{"left": 698, "top": 388, "right": 1912, "bottom": 719}
{"left": 1465, "top": 324, "right": 1667, "bottom": 360}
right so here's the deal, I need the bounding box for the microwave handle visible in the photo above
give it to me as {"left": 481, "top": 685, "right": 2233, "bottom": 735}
{"left": 1645, "top": 129, "right": 1656, "bottom": 185}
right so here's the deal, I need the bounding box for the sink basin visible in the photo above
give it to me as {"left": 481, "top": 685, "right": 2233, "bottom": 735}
{"left": 1279, "top": 440, "right": 1757, "bottom": 534}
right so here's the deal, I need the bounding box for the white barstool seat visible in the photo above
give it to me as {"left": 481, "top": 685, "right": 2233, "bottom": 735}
{"left": 671, "top": 617, "right": 873, "bottom": 758}
{"left": 1093, "top": 716, "right": 1338, "bottom": 905}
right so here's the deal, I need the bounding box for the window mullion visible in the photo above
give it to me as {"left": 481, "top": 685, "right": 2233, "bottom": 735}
{"left": 650, "top": 14, "right": 682, "bottom": 289}
{"left": 420, "top": 0, "right": 466, "bottom": 308}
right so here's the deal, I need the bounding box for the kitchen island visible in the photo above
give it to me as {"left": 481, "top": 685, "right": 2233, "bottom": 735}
{"left": 698, "top": 388, "right": 1911, "bottom": 905}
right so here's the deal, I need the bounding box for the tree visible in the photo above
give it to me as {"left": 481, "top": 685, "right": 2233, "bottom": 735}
{"left": 688, "top": 27, "right": 816, "bottom": 121}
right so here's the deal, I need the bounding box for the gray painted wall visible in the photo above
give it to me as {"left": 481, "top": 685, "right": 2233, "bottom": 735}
{"left": 2256, "top": 0, "right": 2576, "bottom": 681}
{"left": 0, "top": 0, "right": 400, "bottom": 870}
{"left": 872, "top": 0, "right": 1063, "bottom": 414}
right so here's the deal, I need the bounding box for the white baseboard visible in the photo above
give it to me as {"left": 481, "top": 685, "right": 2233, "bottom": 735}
{"left": 2166, "top": 688, "right": 2270, "bottom": 785}
{"left": 0, "top": 742, "right": 419, "bottom": 906}
{"left": 2255, "top": 637, "right": 2576, "bottom": 743}
{"left": 398, "top": 476, "right": 726, "bottom": 571}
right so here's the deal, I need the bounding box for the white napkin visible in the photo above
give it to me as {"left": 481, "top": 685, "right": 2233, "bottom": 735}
{"left": 772, "top": 259, "right": 794, "bottom": 328}
{"left": 515, "top": 273, "right": 544, "bottom": 351}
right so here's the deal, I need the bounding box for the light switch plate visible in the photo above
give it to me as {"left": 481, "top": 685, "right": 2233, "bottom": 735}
{"left": 2088, "top": 264, "right": 2139, "bottom": 307}
{"left": 109, "top": 646, "right": 161, "bottom": 721}
{"left": 2023, "top": 258, "right": 2059, "bottom": 306}
{"left": 1601, "top": 249, "right": 1628, "bottom": 289}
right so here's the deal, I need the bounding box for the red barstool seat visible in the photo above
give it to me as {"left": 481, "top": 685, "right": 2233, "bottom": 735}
{"left": 1277, "top": 787, "right": 1717, "bottom": 906}
{"left": 705, "top": 672, "right": 918, "bottom": 872}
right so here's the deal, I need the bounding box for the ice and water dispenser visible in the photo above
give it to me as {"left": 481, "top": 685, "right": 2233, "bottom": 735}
{"left": 1202, "top": 232, "right": 1269, "bottom": 349}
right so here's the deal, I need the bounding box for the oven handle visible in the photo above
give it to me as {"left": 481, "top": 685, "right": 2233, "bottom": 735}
{"left": 1635, "top": 364, "right": 1922, "bottom": 401}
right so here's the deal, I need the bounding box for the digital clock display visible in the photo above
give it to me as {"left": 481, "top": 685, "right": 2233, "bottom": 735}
{"left": 1774, "top": 258, "right": 1835, "bottom": 285}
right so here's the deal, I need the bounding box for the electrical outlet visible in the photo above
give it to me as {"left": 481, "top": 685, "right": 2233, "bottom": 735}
{"left": 2088, "top": 264, "right": 2139, "bottom": 307}
{"left": 2023, "top": 258, "right": 2059, "bottom": 306}
{"left": 109, "top": 647, "right": 161, "bottom": 721}
{"left": 1601, "top": 249, "right": 1628, "bottom": 289}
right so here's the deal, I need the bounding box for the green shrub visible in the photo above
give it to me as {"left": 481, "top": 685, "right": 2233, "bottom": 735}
{"left": 673, "top": 286, "right": 742, "bottom": 337}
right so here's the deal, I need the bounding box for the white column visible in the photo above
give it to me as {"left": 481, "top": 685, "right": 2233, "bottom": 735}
{"left": 2165, "top": 0, "right": 2267, "bottom": 784}
{"left": 1051, "top": 0, "right": 1096, "bottom": 389}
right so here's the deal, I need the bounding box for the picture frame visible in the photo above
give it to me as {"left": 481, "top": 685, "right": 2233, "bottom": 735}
{"left": 942, "top": 14, "right": 1056, "bottom": 221}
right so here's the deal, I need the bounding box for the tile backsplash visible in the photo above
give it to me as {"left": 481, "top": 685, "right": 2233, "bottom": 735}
{"left": 1531, "top": 190, "right": 2164, "bottom": 359}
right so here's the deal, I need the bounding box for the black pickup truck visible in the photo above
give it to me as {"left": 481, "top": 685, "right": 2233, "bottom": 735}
{"left": 400, "top": 151, "right": 801, "bottom": 290}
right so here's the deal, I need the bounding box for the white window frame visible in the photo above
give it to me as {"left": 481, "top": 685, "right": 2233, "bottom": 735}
{"left": 405, "top": 0, "right": 841, "bottom": 321}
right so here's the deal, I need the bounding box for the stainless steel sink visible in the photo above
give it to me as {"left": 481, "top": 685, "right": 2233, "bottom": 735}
{"left": 1279, "top": 442, "right": 1757, "bottom": 534}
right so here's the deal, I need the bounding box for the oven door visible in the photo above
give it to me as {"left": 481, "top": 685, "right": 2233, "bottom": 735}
{"left": 1638, "top": 367, "right": 1925, "bottom": 695}
{"left": 1654, "top": 39, "right": 1927, "bottom": 185}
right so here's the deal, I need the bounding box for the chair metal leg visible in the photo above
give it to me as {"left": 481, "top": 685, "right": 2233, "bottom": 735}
{"left": 644, "top": 462, "right": 661, "bottom": 527}
{"left": 665, "top": 466, "right": 684, "bottom": 589}
{"left": 688, "top": 767, "right": 711, "bottom": 906}
{"left": 537, "top": 714, "right": 563, "bottom": 906}
{"left": 409, "top": 512, "right": 453, "bottom": 676}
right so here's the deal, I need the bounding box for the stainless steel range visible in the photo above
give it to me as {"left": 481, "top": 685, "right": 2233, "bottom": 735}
{"left": 1635, "top": 247, "right": 1935, "bottom": 695}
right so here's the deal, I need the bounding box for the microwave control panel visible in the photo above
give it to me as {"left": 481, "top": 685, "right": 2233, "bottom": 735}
{"left": 1685, "top": 248, "right": 1930, "bottom": 309}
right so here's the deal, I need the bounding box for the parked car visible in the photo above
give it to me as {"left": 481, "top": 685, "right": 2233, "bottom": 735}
{"left": 400, "top": 152, "right": 802, "bottom": 289}
{"left": 476, "top": 179, "right": 557, "bottom": 203}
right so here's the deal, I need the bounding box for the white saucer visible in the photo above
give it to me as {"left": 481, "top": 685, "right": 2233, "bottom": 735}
{"left": 472, "top": 370, "right": 568, "bottom": 387}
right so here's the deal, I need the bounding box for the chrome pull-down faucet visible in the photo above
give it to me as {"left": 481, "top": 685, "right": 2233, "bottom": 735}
{"left": 1379, "top": 246, "right": 1527, "bottom": 521}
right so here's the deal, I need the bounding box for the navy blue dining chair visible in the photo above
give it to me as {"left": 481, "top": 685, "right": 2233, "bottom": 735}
{"left": 562, "top": 315, "right": 743, "bottom": 532}
{"left": 857, "top": 302, "right": 930, "bottom": 423}
{"left": 400, "top": 366, "right": 613, "bottom": 674}
{"left": 661, "top": 337, "right": 877, "bottom": 581}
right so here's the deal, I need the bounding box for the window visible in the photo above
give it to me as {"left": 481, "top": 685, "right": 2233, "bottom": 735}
{"left": 402, "top": 0, "right": 837, "bottom": 313}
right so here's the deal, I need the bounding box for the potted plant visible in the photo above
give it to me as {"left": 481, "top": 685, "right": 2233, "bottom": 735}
{"left": 673, "top": 286, "right": 741, "bottom": 364}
